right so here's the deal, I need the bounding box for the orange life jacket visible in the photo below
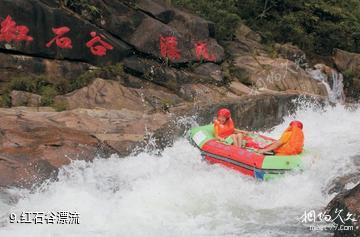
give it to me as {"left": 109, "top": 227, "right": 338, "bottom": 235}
{"left": 274, "top": 126, "right": 304, "bottom": 155}
{"left": 214, "top": 118, "right": 235, "bottom": 139}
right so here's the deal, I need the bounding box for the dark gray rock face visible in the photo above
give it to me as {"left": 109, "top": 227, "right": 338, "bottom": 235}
{"left": 0, "top": 0, "right": 132, "bottom": 65}
{"left": 0, "top": 0, "right": 224, "bottom": 65}
{"left": 326, "top": 183, "right": 360, "bottom": 237}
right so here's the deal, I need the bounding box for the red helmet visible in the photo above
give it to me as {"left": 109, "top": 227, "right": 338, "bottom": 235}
{"left": 217, "top": 108, "right": 231, "bottom": 119}
{"left": 290, "top": 120, "right": 303, "bottom": 129}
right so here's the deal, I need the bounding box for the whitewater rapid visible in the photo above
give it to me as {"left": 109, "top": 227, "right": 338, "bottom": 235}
{"left": 0, "top": 103, "right": 359, "bottom": 237}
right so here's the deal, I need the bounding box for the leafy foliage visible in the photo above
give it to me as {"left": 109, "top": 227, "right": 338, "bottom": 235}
{"left": 173, "top": 0, "right": 360, "bottom": 55}
{"left": 235, "top": 0, "right": 360, "bottom": 55}
{"left": 172, "top": 0, "right": 241, "bottom": 40}
{"left": 63, "top": 0, "right": 102, "bottom": 18}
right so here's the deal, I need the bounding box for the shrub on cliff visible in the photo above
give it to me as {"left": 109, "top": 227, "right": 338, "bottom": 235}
{"left": 173, "top": 0, "right": 360, "bottom": 55}
{"left": 236, "top": 0, "right": 360, "bottom": 55}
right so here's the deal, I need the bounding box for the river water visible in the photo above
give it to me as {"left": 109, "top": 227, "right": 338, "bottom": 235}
{"left": 0, "top": 103, "right": 359, "bottom": 237}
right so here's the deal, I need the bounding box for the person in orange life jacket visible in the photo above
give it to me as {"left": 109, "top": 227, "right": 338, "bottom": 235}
{"left": 213, "top": 108, "right": 248, "bottom": 147}
{"left": 256, "top": 121, "right": 304, "bottom": 155}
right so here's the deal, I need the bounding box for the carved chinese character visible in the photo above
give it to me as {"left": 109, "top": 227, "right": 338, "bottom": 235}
{"left": 160, "top": 36, "right": 181, "bottom": 60}
{"left": 86, "top": 32, "right": 113, "bottom": 56}
{"left": 195, "top": 41, "right": 215, "bottom": 62}
{"left": 0, "top": 15, "right": 33, "bottom": 42}
{"left": 46, "top": 27, "right": 72, "bottom": 49}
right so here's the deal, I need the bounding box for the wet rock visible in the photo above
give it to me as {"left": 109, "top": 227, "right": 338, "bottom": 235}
{"left": 326, "top": 183, "right": 360, "bottom": 237}
{"left": 327, "top": 172, "right": 360, "bottom": 195}
{"left": 10, "top": 90, "right": 41, "bottom": 107}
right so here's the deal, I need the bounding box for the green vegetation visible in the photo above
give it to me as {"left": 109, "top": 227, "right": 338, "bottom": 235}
{"left": 173, "top": 0, "right": 360, "bottom": 55}
{"left": 172, "top": 0, "right": 241, "bottom": 40}
{"left": 0, "top": 93, "right": 11, "bottom": 107}
{"left": 52, "top": 100, "right": 69, "bottom": 112}
{"left": 1, "top": 63, "right": 126, "bottom": 109}
{"left": 63, "top": 0, "right": 102, "bottom": 18}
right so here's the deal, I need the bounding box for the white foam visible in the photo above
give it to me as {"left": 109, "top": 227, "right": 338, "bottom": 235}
{"left": 0, "top": 103, "right": 359, "bottom": 237}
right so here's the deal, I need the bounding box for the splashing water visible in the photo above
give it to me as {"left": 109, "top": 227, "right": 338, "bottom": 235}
{"left": 0, "top": 104, "right": 359, "bottom": 237}
{"left": 307, "top": 68, "right": 345, "bottom": 104}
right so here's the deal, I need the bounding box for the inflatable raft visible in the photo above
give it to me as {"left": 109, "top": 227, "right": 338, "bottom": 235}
{"left": 189, "top": 124, "right": 303, "bottom": 180}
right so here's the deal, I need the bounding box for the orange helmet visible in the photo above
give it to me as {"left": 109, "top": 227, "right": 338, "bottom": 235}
{"left": 217, "top": 108, "right": 231, "bottom": 119}
{"left": 290, "top": 120, "right": 303, "bottom": 129}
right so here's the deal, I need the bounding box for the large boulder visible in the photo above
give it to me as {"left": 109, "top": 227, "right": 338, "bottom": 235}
{"left": 53, "top": 108, "right": 171, "bottom": 156}
{"left": 275, "top": 43, "right": 308, "bottom": 67}
{"left": 135, "top": 0, "right": 176, "bottom": 24}
{"left": 177, "top": 83, "right": 239, "bottom": 102}
{"left": 123, "top": 56, "right": 218, "bottom": 97}
{"left": 333, "top": 49, "right": 360, "bottom": 74}
{"left": 0, "top": 0, "right": 132, "bottom": 65}
{"left": 55, "top": 78, "right": 147, "bottom": 111}
{"left": 193, "top": 63, "right": 224, "bottom": 85}
{"left": 333, "top": 49, "right": 360, "bottom": 99}
{"left": 10, "top": 90, "right": 41, "bottom": 107}
{"left": 228, "top": 81, "right": 253, "bottom": 96}
{"left": 63, "top": 0, "right": 224, "bottom": 63}
{"left": 55, "top": 78, "right": 183, "bottom": 112}
{"left": 0, "top": 104, "right": 177, "bottom": 188}
{"left": 0, "top": 108, "right": 115, "bottom": 188}
{"left": 326, "top": 183, "right": 360, "bottom": 237}
{"left": 223, "top": 24, "right": 266, "bottom": 57}
{"left": 230, "top": 55, "right": 328, "bottom": 96}
{"left": 327, "top": 172, "right": 360, "bottom": 195}
{"left": 235, "top": 23, "right": 262, "bottom": 43}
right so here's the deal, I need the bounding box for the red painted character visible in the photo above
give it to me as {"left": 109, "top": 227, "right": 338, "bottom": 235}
{"left": 160, "top": 36, "right": 181, "bottom": 60}
{"left": 0, "top": 15, "right": 33, "bottom": 42}
{"left": 195, "top": 41, "right": 216, "bottom": 62}
{"left": 86, "top": 32, "right": 113, "bottom": 56}
{"left": 46, "top": 27, "right": 72, "bottom": 49}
